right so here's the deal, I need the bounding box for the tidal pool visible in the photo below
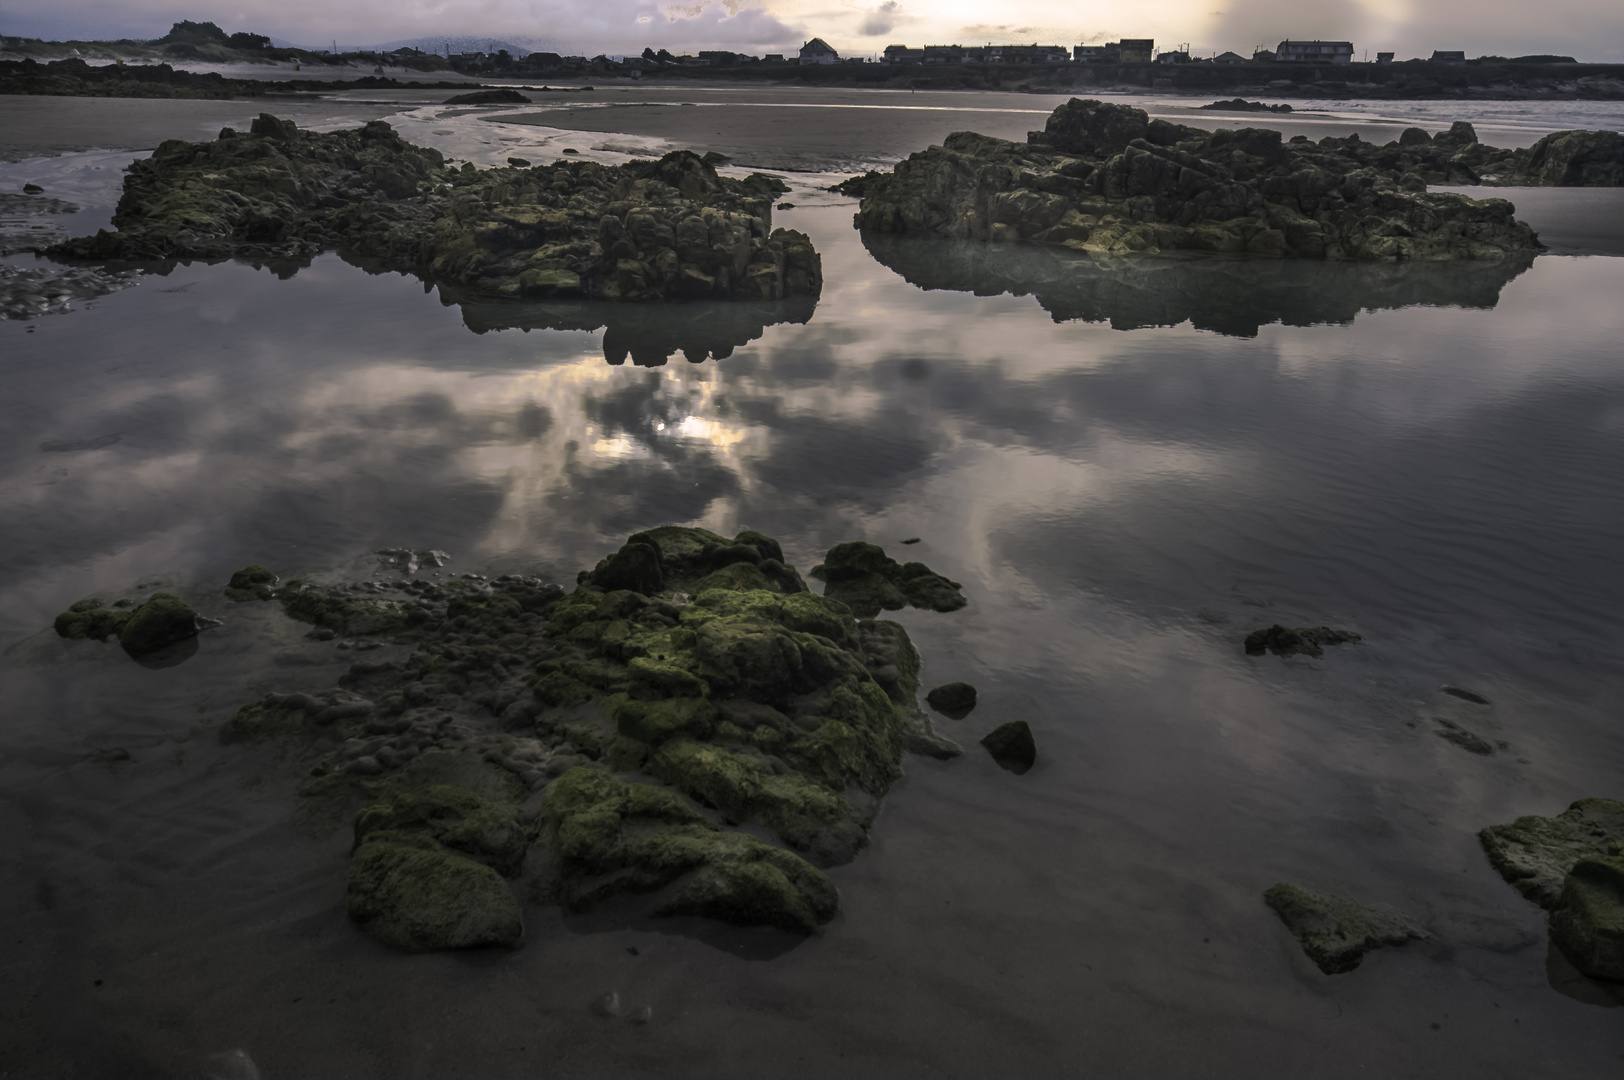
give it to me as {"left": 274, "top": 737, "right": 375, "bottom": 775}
{"left": 2, "top": 95, "right": 1623, "bottom": 1078}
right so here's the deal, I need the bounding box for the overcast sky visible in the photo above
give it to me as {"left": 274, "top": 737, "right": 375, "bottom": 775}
{"left": 4, "top": 0, "right": 1620, "bottom": 62}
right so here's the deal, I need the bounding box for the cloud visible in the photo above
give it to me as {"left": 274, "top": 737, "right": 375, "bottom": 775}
{"left": 858, "top": 1, "right": 901, "bottom": 37}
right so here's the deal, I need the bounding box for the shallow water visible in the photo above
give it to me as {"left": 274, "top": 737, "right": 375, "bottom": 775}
{"left": 3, "top": 96, "right": 1624, "bottom": 1077}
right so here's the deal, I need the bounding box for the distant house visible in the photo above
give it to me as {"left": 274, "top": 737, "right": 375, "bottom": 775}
{"left": 1376, "top": 51, "right": 1394, "bottom": 64}
{"left": 1212, "top": 50, "right": 1248, "bottom": 64}
{"left": 1156, "top": 50, "right": 1190, "bottom": 64}
{"left": 924, "top": 45, "right": 965, "bottom": 64}
{"left": 883, "top": 44, "right": 923, "bottom": 64}
{"left": 1252, "top": 48, "right": 1276, "bottom": 61}
{"left": 1118, "top": 39, "right": 1155, "bottom": 63}
{"left": 1430, "top": 50, "right": 1466, "bottom": 64}
{"left": 799, "top": 38, "right": 839, "bottom": 65}
{"left": 1275, "top": 40, "right": 1354, "bottom": 63}
{"left": 1074, "top": 44, "right": 1108, "bottom": 62}
{"left": 763, "top": 54, "right": 786, "bottom": 63}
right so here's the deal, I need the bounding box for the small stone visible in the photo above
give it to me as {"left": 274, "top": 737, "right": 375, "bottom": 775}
{"left": 1243, "top": 624, "right": 1361, "bottom": 659}
{"left": 925, "top": 682, "right": 977, "bottom": 718}
{"left": 1434, "top": 718, "right": 1495, "bottom": 755}
{"left": 595, "top": 991, "right": 622, "bottom": 1017}
{"left": 980, "top": 720, "right": 1035, "bottom": 774}
{"left": 776, "top": 202, "right": 795, "bottom": 210}
{"left": 23, "top": 183, "right": 43, "bottom": 194}
{"left": 1441, "top": 685, "right": 1491, "bottom": 705}
{"left": 630, "top": 1004, "right": 653, "bottom": 1024}
{"left": 506, "top": 157, "right": 532, "bottom": 168}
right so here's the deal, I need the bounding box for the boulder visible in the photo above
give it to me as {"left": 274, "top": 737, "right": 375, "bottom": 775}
{"left": 1480, "top": 798, "right": 1624, "bottom": 909}
{"left": 1549, "top": 852, "right": 1624, "bottom": 981}
{"left": 1263, "top": 883, "right": 1426, "bottom": 974}
{"left": 224, "top": 564, "right": 278, "bottom": 601}
{"left": 117, "top": 592, "right": 200, "bottom": 659}
{"left": 346, "top": 833, "right": 523, "bottom": 951}
{"left": 810, "top": 541, "right": 966, "bottom": 619}
{"left": 980, "top": 720, "right": 1036, "bottom": 774}
{"left": 925, "top": 682, "right": 977, "bottom": 718}
{"left": 53, "top": 598, "right": 131, "bottom": 642}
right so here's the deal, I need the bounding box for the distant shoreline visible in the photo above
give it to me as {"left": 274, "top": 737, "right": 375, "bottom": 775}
{"left": 3, "top": 53, "right": 1624, "bottom": 103}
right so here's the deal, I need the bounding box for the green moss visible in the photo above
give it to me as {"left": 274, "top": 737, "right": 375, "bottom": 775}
{"left": 347, "top": 832, "right": 524, "bottom": 951}
{"left": 53, "top": 599, "right": 132, "bottom": 642}
{"left": 691, "top": 562, "right": 779, "bottom": 593}
{"left": 221, "top": 701, "right": 310, "bottom": 742}
{"left": 354, "top": 784, "right": 528, "bottom": 875}
{"left": 588, "top": 541, "right": 664, "bottom": 594}
{"left": 533, "top": 670, "right": 595, "bottom": 707}
{"left": 812, "top": 541, "right": 966, "bottom": 618}
{"left": 655, "top": 837, "right": 838, "bottom": 934}
{"left": 117, "top": 592, "right": 199, "bottom": 658}
{"left": 628, "top": 656, "right": 708, "bottom": 698}
{"left": 224, "top": 564, "right": 278, "bottom": 601}
{"left": 279, "top": 585, "right": 413, "bottom": 639}
{"left": 615, "top": 696, "right": 717, "bottom": 745}
{"left": 1480, "top": 798, "right": 1624, "bottom": 909}
{"left": 1550, "top": 854, "right": 1624, "bottom": 981}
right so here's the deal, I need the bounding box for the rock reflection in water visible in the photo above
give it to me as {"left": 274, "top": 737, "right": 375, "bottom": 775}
{"left": 862, "top": 230, "right": 1536, "bottom": 337}
{"left": 450, "top": 291, "right": 818, "bottom": 366}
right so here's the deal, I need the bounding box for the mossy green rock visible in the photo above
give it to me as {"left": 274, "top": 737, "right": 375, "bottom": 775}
{"left": 347, "top": 832, "right": 524, "bottom": 951}
{"left": 1263, "top": 883, "right": 1426, "bottom": 974}
{"left": 117, "top": 592, "right": 199, "bottom": 658}
{"left": 353, "top": 784, "right": 528, "bottom": 876}
{"left": 1549, "top": 854, "right": 1624, "bottom": 981}
{"left": 224, "top": 564, "right": 278, "bottom": 601}
{"left": 1480, "top": 798, "right": 1624, "bottom": 909}
{"left": 535, "top": 767, "right": 837, "bottom": 933}
{"left": 53, "top": 598, "right": 131, "bottom": 642}
{"left": 980, "top": 719, "right": 1036, "bottom": 774}
{"left": 811, "top": 541, "right": 966, "bottom": 618}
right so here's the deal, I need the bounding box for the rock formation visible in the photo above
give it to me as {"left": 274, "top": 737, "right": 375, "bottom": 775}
{"left": 1263, "top": 883, "right": 1426, "bottom": 974}
{"left": 49, "top": 114, "right": 822, "bottom": 305}
{"left": 1481, "top": 799, "right": 1624, "bottom": 981}
{"left": 853, "top": 98, "right": 1556, "bottom": 260}
{"left": 220, "top": 527, "right": 967, "bottom": 947}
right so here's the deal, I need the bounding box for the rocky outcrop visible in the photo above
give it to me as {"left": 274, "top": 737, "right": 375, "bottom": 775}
{"left": 1481, "top": 799, "right": 1624, "bottom": 982}
{"left": 54, "top": 591, "right": 204, "bottom": 661}
{"left": 861, "top": 231, "right": 1535, "bottom": 338}
{"left": 853, "top": 98, "right": 1547, "bottom": 261}
{"left": 49, "top": 114, "right": 822, "bottom": 305}
{"left": 809, "top": 541, "right": 966, "bottom": 619}
{"left": 1263, "top": 883, "right": 1426, "bottom": 974}
{"left": 222, "top": 526, "right": 965, "bottom": 946}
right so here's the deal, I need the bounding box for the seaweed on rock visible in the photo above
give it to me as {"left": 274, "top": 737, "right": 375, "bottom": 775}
{"left": 221, "top": 527, "right": 960, "bottom": 948}
{"left": 49, "top": 114, "right": 822, "bottom": 306}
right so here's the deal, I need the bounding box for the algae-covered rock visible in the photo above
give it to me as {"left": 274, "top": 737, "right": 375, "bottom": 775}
{"left": 347, "top": 832, "right": 524, "bottom": 951}
{"left": 1244, "top": 624, "right": 1361, "bottom": 659}
{"left": 810, "top": 541, "right": 966, "bottom": 619}
{"left": 1480, "top": 799, "right": 1624, "bottom": 909}
{"left": 534, "top": 766, "right": 837, "bottom": 933}
{"left": 224, "top": 564, "right": 278, "bottom": 602}
{"left": 980, "top": 719, "right": 1036, "bottom": 774}
{"left": 50, "top": 118, "right": 822, "bottom": 307}
{"left": 926, "top": 682, "right": 977, "bottom": 719}
{"left": 223, "top": 526, "right": 953, "bottom": 941}
{"left": 1549, "top": 853, "right": 1624, "bottom": 981}
{"left": 53, "top": 598, "right": 131, "bottom": 642}
{"left": 445, "top": 89, "right": 530, "bottom": 105}
{"left": 854, "top": 97, "right": 1548, "bottom": 263}
{"left": 117, "top": 592, "right": 200, "bottom": 659}
{"left": 1263, "top": 883, "right": 1426, "bottom": 974}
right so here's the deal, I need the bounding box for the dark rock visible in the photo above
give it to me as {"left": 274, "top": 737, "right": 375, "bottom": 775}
{"left": 776, "top": 202, "right": 795, "bottom": 210}
{"left": 589, "top": 541, "right": 664, "bottom": 595}
{"left": 855, "top": 97, "right": 1551, "bottom": 262}
{"left": 1434, "top": 717, "right": 1495, "bottom": 754}
{"left": 54, "top": 598, "right": 131, "bottom": 642}
{"left": 445, "top": 89, "right": 531, "bottom": 105}
{"left": 810, "top": 541, "right": 965, "bottom": 619}
{"left": 926, "top": 681, "right": 978, "bottom": 718}
{"left": 22, "top": 182, "right": 43, "bottom": 194}
{"left": 1549, "top": 852, "right": 1624, "bottom": 981}
{"left": 346, "top": 833, "right": 523, "bottom": 951}
{"left": 506, "top": 156, "right": 532, "bottom": 168}
{"left": 1514, "top": 129, "right": 1624, "bottom": 186}
{"left": 1441, "top": 684, "right": 1491, "bottom": 704}
{"left": 1199, "top": 99, "right": 1293, "bottom": 114}
{"left": 980, "top": 720, "right": 1036, "bottom": 774}
{"left": 1480, "top": 798, "right": 1624, "bottom": 909}
{"left": 224, "top": 564, "right": 278, "bottom": 601}
{"left": 1244, "top": 624, "right": 1361, "bottom": 658}
{"left": 117, "top": 593, "right": 200, "bottom": 659}
{"left": 49, "top": 118, "right": 822, "bottom": 307}
{"left": 1263, "top": 883, "right": 1426, "bottom": 974}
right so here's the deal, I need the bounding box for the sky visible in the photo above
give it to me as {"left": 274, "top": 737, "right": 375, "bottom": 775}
{"left": 2, "top": 0, "right": 1620, "bottom": 62}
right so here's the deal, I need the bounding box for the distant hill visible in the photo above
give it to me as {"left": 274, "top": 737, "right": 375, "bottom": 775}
{"left": 369, "top": 35, "right": 565, "bottom": 58}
